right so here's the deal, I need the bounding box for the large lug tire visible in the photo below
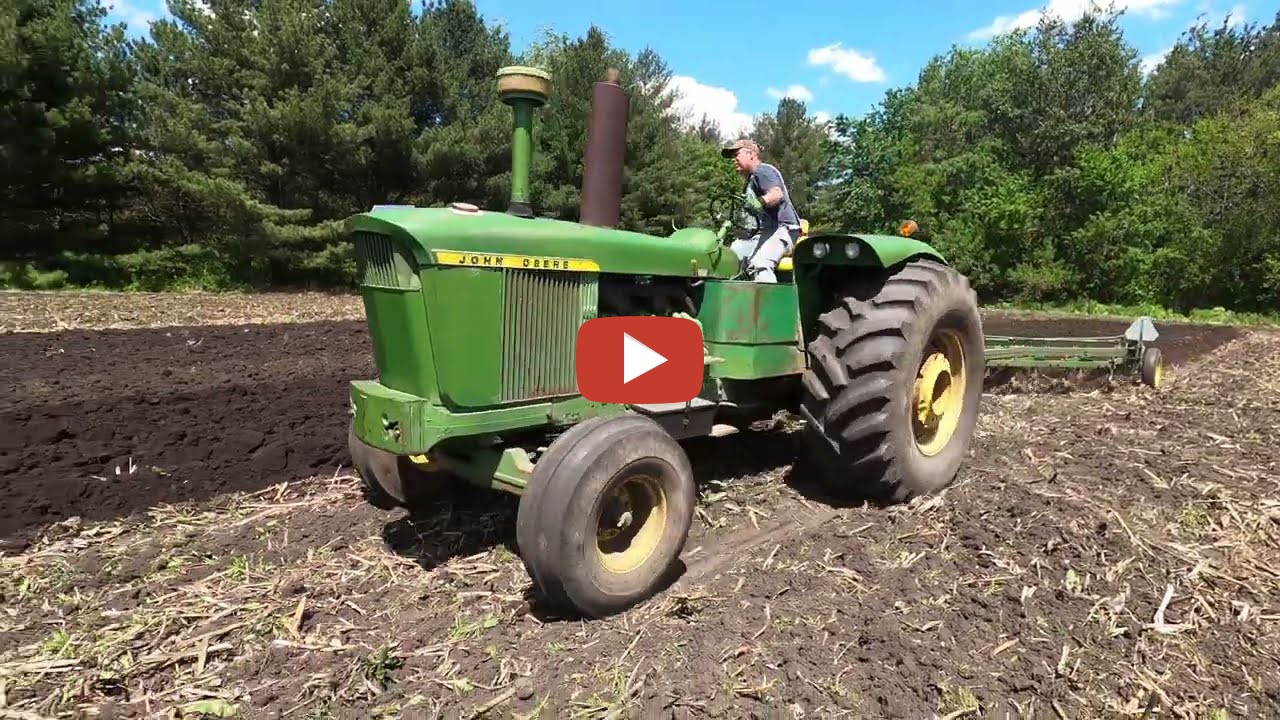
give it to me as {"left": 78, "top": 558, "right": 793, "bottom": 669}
{"left": 515, "top": 413, "right": 696, "bottom": 619}
{"left": 347, "top": 421, "right": 454, "bottom": 511}
{"left": 799, "top": 258, "right": 985, "bottom": 504}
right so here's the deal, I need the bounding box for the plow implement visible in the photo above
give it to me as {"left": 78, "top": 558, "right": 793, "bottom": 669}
{"left": 984, "top": 316, "right": 1166, "bottom": 387}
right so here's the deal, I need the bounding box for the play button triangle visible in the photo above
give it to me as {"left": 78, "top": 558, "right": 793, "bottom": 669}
{"left": 623, "top": 332, "right": 667, "bottom": 384}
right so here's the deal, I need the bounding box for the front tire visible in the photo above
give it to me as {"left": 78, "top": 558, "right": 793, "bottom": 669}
{"left": 516, "top": 413, "right": 696, "bottom": 619}
{"left": 799, "top": 258, "right": 985, "bottom": 503}
{"left": 347, "top": 421, "right": 455, "bottom": 511}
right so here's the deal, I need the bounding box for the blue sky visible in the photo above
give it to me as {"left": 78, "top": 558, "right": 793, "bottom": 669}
{"left": 105, "top": 0, "right": 1265, "bottom": 135}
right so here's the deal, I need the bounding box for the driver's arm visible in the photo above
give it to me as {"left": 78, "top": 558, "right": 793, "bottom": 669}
{"left": 754, "top": 165, "right": 786, "bottom": 208}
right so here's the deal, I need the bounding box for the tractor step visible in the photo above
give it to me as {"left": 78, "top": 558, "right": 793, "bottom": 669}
{"left": 630, "top": 398, "right": 719, "bottom": 440}
{"left": 630, "top": 398, "right": 716, "bottom": 414}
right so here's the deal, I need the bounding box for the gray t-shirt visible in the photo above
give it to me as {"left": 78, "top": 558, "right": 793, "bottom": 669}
{"left": 747, "top": 162, "right": 801, "bottom": 233}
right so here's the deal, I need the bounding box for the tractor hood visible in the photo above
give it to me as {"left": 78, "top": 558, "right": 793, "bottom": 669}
{"left": 347, "top": 205, "right": 739, "bottom": 279}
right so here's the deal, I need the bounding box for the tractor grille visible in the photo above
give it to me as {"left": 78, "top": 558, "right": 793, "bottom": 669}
{"left": 500, "top": 269, "right": 597, "bottom": 402}
{"left": 353, "top": 232, "right": 419, "bottom": 290}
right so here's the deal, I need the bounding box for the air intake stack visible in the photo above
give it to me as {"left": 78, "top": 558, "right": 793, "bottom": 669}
{"left": 496, "top": 66, "right": 552, "bottom": 218}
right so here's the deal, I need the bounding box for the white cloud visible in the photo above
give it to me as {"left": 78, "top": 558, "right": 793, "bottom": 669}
{"left": 1140, "top": 46, "right": 1173, "bottom": 73}
{"left": 969, "top": 0, "right": 1182, "bottom": 40}
{"left": 813, "top": 110, "right": 832, "bottom": 124}
{"left": 667, "top": 75, "right": 755, "bottom": 138}
{"left": 807, "top": 43, "right": 887, "bottom": 83}
{"left": 766, "top": 84, "right": 815, "bottom": 102}
{"left": 1186, "top": 3, "right": 1246, "bottom": 30}
{"left": 1226, "top": 2, "right": 1246, "bottom": 26}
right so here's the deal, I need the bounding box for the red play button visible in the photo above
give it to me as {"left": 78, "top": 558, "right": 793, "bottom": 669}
{"left": 576, "top": 316, "right": 703, "bottom": 404}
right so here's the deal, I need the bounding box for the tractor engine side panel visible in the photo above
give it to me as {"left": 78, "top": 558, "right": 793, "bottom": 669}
{"left": 696, "top": 280, "right": 806, "bottom": 379}
{"left": 425, "top": 266, "right": 598, "bottom": 409}
{"left": 353, "top": 231, "right": 440, "bottom": 401}
{"left": 699, "top": 281, "right": 801, "bottom": 344}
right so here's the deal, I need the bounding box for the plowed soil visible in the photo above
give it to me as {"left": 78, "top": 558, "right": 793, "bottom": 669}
{"left": 2, "top": 295, "right": 1277, "bottom": 720}
{"left": 0, "top": 321, "right": 364, "bottom": 549}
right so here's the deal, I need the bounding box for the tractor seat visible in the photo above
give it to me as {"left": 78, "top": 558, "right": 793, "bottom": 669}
{"left": 776, "top": 219, "right": 809, "bottom": 273}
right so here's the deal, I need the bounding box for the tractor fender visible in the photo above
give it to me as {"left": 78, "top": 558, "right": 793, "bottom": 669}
{"left": 790, "top": 232, "right": 946, "bottom": 269}
{"left": 788, "top": 232, "right": 951, "bottom": 343}
{"left": 779, "top": 230, "right": 945, "bottom": 273}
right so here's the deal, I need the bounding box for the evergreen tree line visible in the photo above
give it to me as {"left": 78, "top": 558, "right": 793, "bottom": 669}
{"left": 2, "top": 0, "right": 1278, "bottom": 313}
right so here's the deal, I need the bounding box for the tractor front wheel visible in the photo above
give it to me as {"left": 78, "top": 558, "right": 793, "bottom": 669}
{"left": 799, "top": 258, "right": 986, "bottom": 503}
{"left": 347, "top": 421, "right": 456, "bottom": 512}
{"left": 516, "top": 413, "right": 696, "bottom": 619}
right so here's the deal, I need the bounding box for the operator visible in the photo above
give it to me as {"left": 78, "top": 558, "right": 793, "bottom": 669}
{"left": 720, "top": 138, "right": 803, "bottom": 283}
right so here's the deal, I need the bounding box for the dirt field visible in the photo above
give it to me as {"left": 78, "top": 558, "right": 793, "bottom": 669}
{"left": 1, "top": 292, "right": 1277, "bottom": 719}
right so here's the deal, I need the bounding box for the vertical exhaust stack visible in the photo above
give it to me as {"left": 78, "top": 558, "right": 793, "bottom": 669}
{"left": 580, "top": 68, "right": 629, "bottom": 227}
{"left": 496, "top": 66, "right": 552, "bottom": 218}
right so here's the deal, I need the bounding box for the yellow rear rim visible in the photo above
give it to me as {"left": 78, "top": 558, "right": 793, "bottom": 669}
{"left": 596, "top": 473, "right": 668, "bottom": 575}
{"left": 1153, "top": 362, "right": 1166, "bottom": 387}
{"left": 912, "top": 328, "right": 967, "bottom": 457}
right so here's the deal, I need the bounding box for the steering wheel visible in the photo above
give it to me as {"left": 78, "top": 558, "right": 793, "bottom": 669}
{"left": 708, "top": 192, "right": 755, "bottom": 243}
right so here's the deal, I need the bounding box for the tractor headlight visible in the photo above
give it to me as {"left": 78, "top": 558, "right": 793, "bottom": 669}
{"left": 811, "top": 241, "right": 828, "bottom": 259}
{"left": 844, "top": 243, "right": 860, "bottom": 259}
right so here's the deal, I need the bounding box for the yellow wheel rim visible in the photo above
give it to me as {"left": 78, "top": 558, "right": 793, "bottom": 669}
{"left": 1153, "top": 362, "right": 1166, "bottom": 387}
{"left": 912, "top": 328, "right": 967, "bottom": 457}
{"left": 595, "top": 473, "right": 668, "bottom": 575}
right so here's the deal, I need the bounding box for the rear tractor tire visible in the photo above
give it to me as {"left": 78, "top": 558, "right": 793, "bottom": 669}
{"left": 515, "top": 413, "right": 696, "bottom": 619}
{"left": 799, "top": 258, "right": 986, "bottom": 504}
{"left": 347, "top": 421, "right": 456, "bottom": 512}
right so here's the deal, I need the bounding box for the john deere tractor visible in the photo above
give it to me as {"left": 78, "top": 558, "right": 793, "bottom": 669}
{"left": 346, "top": 66, "right": 986, "bottom": 618}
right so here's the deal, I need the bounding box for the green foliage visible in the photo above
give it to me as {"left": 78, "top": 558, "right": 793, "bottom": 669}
{"left": 518, "top": 25, "right": 740, "bottom": 234}
{"left": 987, "top": 299, "right": 1280, "bottom": 328}
{"left": 1143, "top": 10, "right": 1280, "bottom": 124}
{"left": 3, "top": 0, "right": 1279, "bottom": 316}
{"left": 2, "top": 2, "right": 766, "bottom": 289}
{"left": 50, "top": 245, "right": 255, "bottom": 291}
{"left": 0, "top": 262, "right": 69, "bottom": 289}
{"left": 1, "top": 0, "right": 138, "bottom": 256}
{"left": 810, "top": 7, "right": 1280, "bottom": 314}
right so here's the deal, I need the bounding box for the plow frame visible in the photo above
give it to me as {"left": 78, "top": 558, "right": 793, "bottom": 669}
{"left": 984, "top": 317, "right": 1164, "bottom": 384}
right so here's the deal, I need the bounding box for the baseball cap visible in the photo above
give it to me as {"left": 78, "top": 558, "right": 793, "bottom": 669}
{"left": 720, "top": 138, "right": 758, "bottom": 157}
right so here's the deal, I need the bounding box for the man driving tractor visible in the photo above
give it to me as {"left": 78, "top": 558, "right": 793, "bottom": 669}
{"left": 720, "top": 138, "right": 804, "bottom": 283}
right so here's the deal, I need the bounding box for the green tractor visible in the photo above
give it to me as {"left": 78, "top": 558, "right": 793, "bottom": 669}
{"left": 345, "top": 66, "right": 986, "bottom": 618}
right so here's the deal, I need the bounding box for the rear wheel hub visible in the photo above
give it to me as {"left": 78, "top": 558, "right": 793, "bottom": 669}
{"left": 912, "top": 329, "right": 967, "bottom": 457}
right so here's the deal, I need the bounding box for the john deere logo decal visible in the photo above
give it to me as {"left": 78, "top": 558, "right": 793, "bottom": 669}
{"left": 434, "top": 251, "right": 600, "bottom": 272}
